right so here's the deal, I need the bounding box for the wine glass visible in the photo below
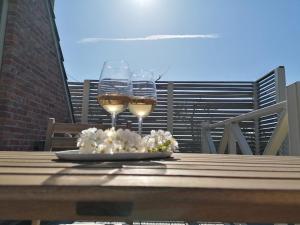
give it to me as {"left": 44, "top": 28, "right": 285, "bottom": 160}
{"left": 128, "top": 69, "right": 157, "bottom": 135}
{"left": 97, "top": 60, "right": 132, "bottom": 128}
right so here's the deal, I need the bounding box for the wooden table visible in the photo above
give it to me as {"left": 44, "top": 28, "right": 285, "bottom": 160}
{"left": 1, "top": 151, "right": 300, "bottom": 223}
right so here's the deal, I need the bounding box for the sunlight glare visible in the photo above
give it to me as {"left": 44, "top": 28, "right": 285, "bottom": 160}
{"left": 134, "top": 0, "right": 154, "bottom": 7}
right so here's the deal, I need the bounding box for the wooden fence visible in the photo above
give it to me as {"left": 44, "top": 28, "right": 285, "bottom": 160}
{"left": 255, "top": 66, "right": 286, "bottom": 154}
{"left": 68, "top": 66, "right": 286, "bottom": 153}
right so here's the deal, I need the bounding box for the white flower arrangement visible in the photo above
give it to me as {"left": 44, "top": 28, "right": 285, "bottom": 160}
{"left": 77, "top": 128, "right": 178, "bottom": 154}
{"left": 143, "top": 130, "right": 178, "bottom": 153}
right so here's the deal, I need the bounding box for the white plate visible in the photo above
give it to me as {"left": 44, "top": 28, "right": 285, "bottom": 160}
{"left": 55, "top": 150, "right": 172, "bottom": 161}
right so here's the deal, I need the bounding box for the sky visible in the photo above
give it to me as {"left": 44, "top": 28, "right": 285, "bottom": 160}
{"left": 55, "top": 0, "right": 300, "bottom": 84}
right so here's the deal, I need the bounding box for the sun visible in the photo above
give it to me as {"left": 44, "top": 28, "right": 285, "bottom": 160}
{"left": 134, "top": 0, "right": 154, "bottom": 7}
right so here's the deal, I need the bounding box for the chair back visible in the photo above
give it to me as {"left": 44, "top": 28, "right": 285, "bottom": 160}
{"left": 44, "top": 118, "right": 130, "bottom": 151}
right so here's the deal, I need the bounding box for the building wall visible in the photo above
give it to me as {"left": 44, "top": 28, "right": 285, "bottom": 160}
{"left": 0, "top": 0, "right": 73, "bottom": 150}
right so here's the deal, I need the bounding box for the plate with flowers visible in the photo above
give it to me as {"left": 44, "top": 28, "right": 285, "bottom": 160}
{"left": 55, "top": 128, "right": 178, "bottom": 161}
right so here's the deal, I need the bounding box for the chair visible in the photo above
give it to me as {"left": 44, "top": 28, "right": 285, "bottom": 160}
{"left": 44, "top": 118, "right": 131, "bottom": 151}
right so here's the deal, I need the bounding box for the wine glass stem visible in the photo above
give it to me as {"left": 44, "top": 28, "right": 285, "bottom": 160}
{"left": 138, "top": 117, "right": 143, "bottom": 135}
{"left": 111, "top": 113, "right": 116, "bottom": 128}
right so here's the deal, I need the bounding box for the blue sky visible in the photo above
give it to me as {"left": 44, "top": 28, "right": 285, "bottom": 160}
{"left": 55, "top": 0, "right": 300, "bottom": 84}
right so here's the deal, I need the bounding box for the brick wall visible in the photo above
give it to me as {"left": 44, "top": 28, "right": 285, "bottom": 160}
{"left": 0, "top": 0, "right": 73, "bottom": 150}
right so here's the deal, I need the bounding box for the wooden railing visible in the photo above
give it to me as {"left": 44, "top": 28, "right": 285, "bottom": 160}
{"left": 202, "top": 101, "right": 287, "bottom": 155}
{"left": 202, "top": 82, "right": 300, "bottom": 156}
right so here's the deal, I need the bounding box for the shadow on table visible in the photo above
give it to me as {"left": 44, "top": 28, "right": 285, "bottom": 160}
{"left": 0, "top": 220, "right": 277, "bottom": 225}
{"left": 43, "top": 159, "right": 170, "bottom": 186}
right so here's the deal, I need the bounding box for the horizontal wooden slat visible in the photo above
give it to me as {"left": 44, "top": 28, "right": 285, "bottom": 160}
{"left": 2, "top": 151, "right": 300, "bottom": 165}
{"left": 255, "top": 70, "right": 279, "bottom": 153}
{"left": 53, "top": 123, "right": 109, "bottom": 133}
{"left": 1, "top": 173, "right": 300, "bottom": 192}
{"left": 1, "top": 166, "right": 300, "bottom": 179}
{"left": 256, "top": 69, "right": 275, "bottom": 83}
{"left": 51, "top": 137, "right": 77, "bottom": 149}
{"left": 258, "top": 78, "right": 275, "bottom": 90}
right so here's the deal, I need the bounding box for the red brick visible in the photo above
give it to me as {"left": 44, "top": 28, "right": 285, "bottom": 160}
{"left": 0, "top": 0, "right": 73, "bottom": 151}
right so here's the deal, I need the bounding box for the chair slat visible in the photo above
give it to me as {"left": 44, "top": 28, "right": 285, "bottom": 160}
{"left": 53, "top": 123, "right": 108, "bottom": 134}
{"left": 45, "top": 118, "right": 130, "bottom": 151}
{"left": 51, "top": 137, "right": 78, "bottom": 149}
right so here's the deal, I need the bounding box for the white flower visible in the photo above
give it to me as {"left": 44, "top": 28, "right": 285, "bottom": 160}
{"left": 77, "top": 128, "right": 178, "bottom": 154}
{"left": 77, "top": 127, "right": 98, "bottom": 153}
{"left": 142, "top": 130, "right": 178, "bottom": 153}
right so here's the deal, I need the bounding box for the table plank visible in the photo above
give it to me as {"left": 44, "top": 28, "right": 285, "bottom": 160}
{"left": 1, "top": 166, "right": 300, "bottom": 179}
{"left": 2, "top": 159, "right": 300, "bottom": 171}
{"left": 2, "top": 151, "right": 300, "bottom": 160}
{"left": 1, "top": 174, "right": 300, "bottom": 190}
{"left": 2, "top": 162, "right": 300, "bottom": 172}
{"left": 2, "top": 152, "right": 300, "bottom": 164}
{"left": 1, "top": 151, "right": 300, "bottom": 223}
{"left": 2, "top": 151, "right": 300, "bottom": 162}
{"left": 0, "top": 188, "right": 300, "bottom": 223}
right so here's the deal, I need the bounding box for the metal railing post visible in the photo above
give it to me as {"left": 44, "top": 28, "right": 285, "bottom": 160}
{"left": 253, "top": 82, "right": 260, "bottom": 154}
{"left": 274, "top": 66, "right": 288, "bottom": 155}
{"left": 287, "top": 82, "right": 300, "bottom": 156}
{"left": 274, "top": 66, "right": 287, "bottom": 103}
{"left": 81, "top": 80, "right": 90, "bottom": 123}
{"left": 167, "top": 82, "right": 174, "bottom": 133}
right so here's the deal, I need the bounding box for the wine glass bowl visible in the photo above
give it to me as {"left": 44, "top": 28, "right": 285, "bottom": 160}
{"left": 97, "top": 60, "right": 132, "bottom": 127}
{"left": 128, "top": 69, "right": 157, "bottom": 135}
{"left": 129, "top": 97, "right": 156, "bottom": 118}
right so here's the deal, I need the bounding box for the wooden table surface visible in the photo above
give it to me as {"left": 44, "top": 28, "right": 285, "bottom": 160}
{"left": 1, "top": 151, "right": 300, "bottom": 223}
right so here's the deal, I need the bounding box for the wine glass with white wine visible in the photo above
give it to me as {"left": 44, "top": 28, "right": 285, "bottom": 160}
{"left": 97, "top": 60, "right": 132, "bottom": 128}
{"left": 128, "top": 69, "right": 157, "bottom": 135}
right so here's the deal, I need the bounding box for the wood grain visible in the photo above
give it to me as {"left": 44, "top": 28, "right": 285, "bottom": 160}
{"left": 1, "top": 152, "right": 300, "bottom": 222}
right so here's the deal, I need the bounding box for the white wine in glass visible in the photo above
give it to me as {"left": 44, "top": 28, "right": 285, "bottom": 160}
{"left": 128, "top": 97, "right": 156, "bottom": 118}
{"left": 97, "top": 94, "right": 130, "bottom": 116}
{"left": 128, "top": 70, "right": 157, "bottom": 135}
{"left": 97, "top": 60, "right": 131, "bottom": 127}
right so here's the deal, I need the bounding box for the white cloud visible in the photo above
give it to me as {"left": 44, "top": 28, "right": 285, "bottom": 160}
{"left": 78, "top": 34, "right": 219, "bottom": 43}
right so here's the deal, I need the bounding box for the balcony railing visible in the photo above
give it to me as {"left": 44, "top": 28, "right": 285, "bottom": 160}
{"left": 68, "top": 66, "right": 293, "bottom": 153}
{"left": 202, "top": 82, "right": 300, "bottom": 156}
